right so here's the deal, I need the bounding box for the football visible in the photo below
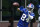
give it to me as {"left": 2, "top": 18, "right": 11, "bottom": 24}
{"left": 13, "top": 2, "right": 19, "bottom": 6}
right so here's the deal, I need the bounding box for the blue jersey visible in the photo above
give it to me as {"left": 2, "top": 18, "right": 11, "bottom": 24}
{"left": 36, "top": 4, "right": 40, "bottom": 9}
{"left": 36, "top": 4, "right": 40, "bottom": 15}
{"left": 17, "top": 6, "right": 35, "bottom": 27}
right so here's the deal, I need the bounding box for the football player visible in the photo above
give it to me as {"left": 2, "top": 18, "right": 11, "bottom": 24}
{"left": 17, "top": 3, "right": 35, "bottom": 27}
{"left": 37, "top": 1, "right": 40, "bottom": 27}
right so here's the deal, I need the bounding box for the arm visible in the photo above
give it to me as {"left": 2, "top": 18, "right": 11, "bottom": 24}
{"left": 28, "top": 14, "right": 36, "bottom": 23}
{"left": 28, "top": 14, "right": 34, "bottom": 19}
{"left": 25, "top": 14, "right": 33, "bottom": 22}
{"left": 28, "top": 13, "right": 35, "bottom": 19}
{"left": 17, "top": 6, "right": 24, "bottom": 12}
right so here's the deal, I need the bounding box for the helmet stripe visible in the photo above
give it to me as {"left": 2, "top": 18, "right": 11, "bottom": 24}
{"left": 29, "top": 3, "right": 31, "bottom": 7}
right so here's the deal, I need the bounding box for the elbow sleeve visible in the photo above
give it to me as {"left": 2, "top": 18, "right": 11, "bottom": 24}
{"left": 28, "top": 14, "right": 34, "bottom": 19}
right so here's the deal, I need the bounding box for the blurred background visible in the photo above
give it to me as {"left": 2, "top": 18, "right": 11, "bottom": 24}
{"left": 0, "top": 0, "right": 40, "bottom": 27}
{"left": 2, "top": 0, "right": 25, "bottom": 21}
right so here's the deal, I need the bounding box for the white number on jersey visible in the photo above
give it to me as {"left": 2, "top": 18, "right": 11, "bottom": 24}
{"left": 21, "top": 13, "right": 29, "bottom": 22}
{"left": 38, "top": 8, "right": 40, "bottom": 15}
{"left": 26, "top": 18, "right": 29, "bottom": 22}
{"left": 21, "top": 13, "right": 26, "bottom": 21}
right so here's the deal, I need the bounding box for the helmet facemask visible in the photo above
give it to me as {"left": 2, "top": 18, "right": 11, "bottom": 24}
{"left": 27, "top": 7, "right": 33, "bottom": 13}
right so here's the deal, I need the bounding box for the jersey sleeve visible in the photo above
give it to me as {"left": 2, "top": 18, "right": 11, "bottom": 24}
{"left": 19, "top": 6, "right": 24, "bottom": 12}
{"left": 31, "top": 13, "right": 35, "bottom": 17}
{"left": 28, "top": 13, "right": 35, "bottom": 19}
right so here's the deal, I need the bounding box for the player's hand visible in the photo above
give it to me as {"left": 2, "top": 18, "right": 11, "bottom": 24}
{"left": 17, "top": 8, "right": 20, "bottom": 11}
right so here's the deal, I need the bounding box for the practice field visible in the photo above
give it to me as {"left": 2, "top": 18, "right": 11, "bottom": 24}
{"left": 0, "top": 21, "right": 38, "bottom": 27}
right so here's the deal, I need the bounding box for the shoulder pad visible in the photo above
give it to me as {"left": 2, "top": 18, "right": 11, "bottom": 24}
{"left": 31, "top": 13, "right": 35, "bottom": 16}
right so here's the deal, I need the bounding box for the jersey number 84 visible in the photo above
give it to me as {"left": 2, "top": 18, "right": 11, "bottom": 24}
{"left": 21, "top": 13, "right": 29, "bottom": 22}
